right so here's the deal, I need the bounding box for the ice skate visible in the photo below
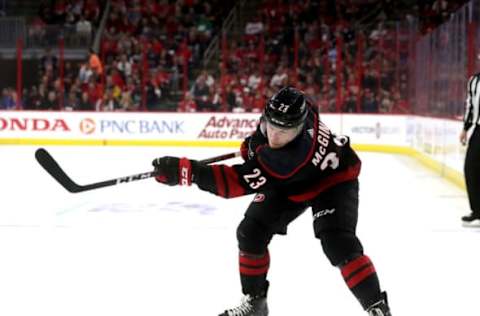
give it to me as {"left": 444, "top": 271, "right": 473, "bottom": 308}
{"left": 366, "top": 292, "right": 391, "bottom": 316}
{"left": 462, "top": 213, "right": 480, "bottom": 227}
{"left": 218, "top": 294, "right": 268, "bottom": 316}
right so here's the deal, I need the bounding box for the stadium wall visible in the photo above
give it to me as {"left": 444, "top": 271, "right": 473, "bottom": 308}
{"left": 0, "top": 111, "right": 466, "bottom": 189}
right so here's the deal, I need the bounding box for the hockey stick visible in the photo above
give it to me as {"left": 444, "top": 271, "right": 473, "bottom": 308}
{"left": 35, "top": 148, "right": 240, "bottom": 193}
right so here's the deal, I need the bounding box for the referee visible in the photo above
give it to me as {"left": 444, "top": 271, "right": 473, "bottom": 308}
{"left": 460, "top": 73, "right": 480, "bottom": 227}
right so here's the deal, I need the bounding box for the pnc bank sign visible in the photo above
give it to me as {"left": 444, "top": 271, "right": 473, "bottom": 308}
{"left": 79, "top": 118, "right": 184, "bottom": 135}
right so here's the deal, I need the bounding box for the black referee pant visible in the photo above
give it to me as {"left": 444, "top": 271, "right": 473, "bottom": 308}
{"left": 465, "top": 126, "right": 480, "bottom": 214}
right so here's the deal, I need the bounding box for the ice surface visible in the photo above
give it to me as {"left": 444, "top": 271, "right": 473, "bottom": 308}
{"left": 0, "top": 145, "right": 477, "bottom": 316}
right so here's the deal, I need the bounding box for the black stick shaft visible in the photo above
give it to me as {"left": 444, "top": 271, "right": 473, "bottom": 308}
{"left": 35, "top": 148, "right": 240, "bottom": 193}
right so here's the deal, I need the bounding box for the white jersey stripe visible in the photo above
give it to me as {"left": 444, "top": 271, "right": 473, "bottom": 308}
{"left": 464, "top": 74, "right": 480, "bottom": 131}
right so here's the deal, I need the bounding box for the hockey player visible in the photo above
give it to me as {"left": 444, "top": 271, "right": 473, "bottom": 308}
{"left": 152, "top": 87, "right": 392, "bottom": 316}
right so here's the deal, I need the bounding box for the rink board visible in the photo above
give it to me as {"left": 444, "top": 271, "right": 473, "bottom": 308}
{"left": 0, "top": 111, "right": 466, "bottom": 189}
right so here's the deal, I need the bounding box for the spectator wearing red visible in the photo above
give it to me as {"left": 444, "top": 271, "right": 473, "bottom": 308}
{"left": 86, "top": 79, "right": 103, "bottom": 108}
{"left": 157, "top": 0, "right": 172, "bottom": 21}
{"left": 54, "top": 0, "right": 67, "bottom": 21}
{"left": 145, "top": 0, "right": 161, "bottom": 16}
{"left": 243, "top": 41, "right": 260, "bottom": 64}
{"left": 110, "top": 68, "right": 125, "bottom": 90}
{"left": 153, "top": 66, "right": 170, "bottom": 88}
{"left": 101, "top": 25, "right": 120, "bottom": 55}
{"left": 83, "top": 0, "right": 100, "bottom": 23}
{"left": 177, "top": 41, "right": 192, "bottom": 66}
{"left": 178, "top": 92, "right": 197, "bottom": 112}
{"left": 152, "top": 37, "right": 165, "bottom": 56}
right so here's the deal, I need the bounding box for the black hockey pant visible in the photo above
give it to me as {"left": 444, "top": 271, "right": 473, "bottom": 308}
{"left": 465, "top": 127, "right": 480, "bottom": 214}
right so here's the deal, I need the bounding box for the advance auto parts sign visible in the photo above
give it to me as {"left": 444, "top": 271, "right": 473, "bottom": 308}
{"left": 198, "top": 114, "right": 259, "bottom": 140}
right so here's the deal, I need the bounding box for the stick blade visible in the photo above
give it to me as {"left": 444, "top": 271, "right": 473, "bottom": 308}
{"left": 35, "top": 148, "right": 82, "bottom": 193}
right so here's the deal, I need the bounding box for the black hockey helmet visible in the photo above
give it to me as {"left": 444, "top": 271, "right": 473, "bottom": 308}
{"left": 263, "top": 87, "right": 308, "bottom": 128}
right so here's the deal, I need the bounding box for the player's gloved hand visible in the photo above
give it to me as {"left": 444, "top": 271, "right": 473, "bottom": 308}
{"left": 152, "top": 156, "right": 193, "bottom": 186}
{"left": 240, "top": 136, "right": 252, "bottom": 161}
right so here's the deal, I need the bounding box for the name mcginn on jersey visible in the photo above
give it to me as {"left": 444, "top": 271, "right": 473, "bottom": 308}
{"left": 311, "top": 120, "right": 331, "bottom": 167}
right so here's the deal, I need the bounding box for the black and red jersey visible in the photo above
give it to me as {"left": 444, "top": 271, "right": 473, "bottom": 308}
{"left": 192, "top": 107, "right": 361, "bottom": 203}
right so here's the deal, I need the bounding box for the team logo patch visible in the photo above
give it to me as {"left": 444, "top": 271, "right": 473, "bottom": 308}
{"left": 253, "top": 193, "right": 265, "bottom": 202}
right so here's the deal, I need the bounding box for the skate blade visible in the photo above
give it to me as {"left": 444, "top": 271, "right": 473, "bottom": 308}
{"left": 462, "top": 219, "right": 480, "bottom": 228}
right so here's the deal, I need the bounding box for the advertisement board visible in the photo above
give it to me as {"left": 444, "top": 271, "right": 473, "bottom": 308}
{"left": 0, "top": 111, "right": 466, "bottom": 186}
{"left": 340, "top": 114, "right": 409, "bottom": 146}
{"left": 0, "top": 111, "right": 260, "bottom": 143}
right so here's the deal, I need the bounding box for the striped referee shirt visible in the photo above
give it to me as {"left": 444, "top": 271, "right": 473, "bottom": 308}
{"left": 464, "top": 73, "right": 480, "bottom": 131}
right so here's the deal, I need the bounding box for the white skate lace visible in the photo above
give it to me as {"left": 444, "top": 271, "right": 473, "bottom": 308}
{"left": 226, "top": 295, "right": 254, "bottom": 316}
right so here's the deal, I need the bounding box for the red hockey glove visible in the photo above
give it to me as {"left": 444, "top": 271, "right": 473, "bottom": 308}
{"left": 152, "top": 156, "right": 193, "bottom": 186}
{"left": 240, "top": 140, "right": 248, "bottom": 161}
{"left": 240, "top": 136, "right": 252, "bottom": 161}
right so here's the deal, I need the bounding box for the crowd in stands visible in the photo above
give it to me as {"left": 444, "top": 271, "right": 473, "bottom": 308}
{"left": 28, "top": 0, "right": 102, "bottom": 47}
{"left": 417, "top": 0, "right": 469, "bottom": 34}
{"left": 13, "top": 0, "right": 234, "bottom": 111}
{"left": 177, "top": 0, "right": 467, "bottom": 114}
{"left": 0, "top": 0, "right": 469, "bottom": 113}
{"left": 180, "top": 0, "right": 410, "bottom": 114}
{"left": 97, "top": 0, "right": 230, "bottom": 111}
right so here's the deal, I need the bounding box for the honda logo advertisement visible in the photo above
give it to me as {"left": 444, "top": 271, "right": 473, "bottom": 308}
{"left": 0, "top": 117, "right": 71, "bottom": 132}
